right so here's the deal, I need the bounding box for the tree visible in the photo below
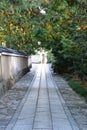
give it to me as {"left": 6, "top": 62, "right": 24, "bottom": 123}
{"left": 0, "top": 0, "right": 87, "bottom": 79}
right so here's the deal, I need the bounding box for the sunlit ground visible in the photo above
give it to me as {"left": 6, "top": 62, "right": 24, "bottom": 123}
{"left": 31, "top": 50, "right": 47, "bottom": 64}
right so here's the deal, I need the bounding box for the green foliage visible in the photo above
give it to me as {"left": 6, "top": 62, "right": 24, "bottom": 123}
{"left": 48, "top": 0, "right": 87, "bottom": 80}
{"left": 0, "top": 0, "right": 48, "bottom": 53}
{"left": 68, "top": 80, "right": 87, "bottom": 101}
{"left": 47, "top": 51, "right": 54, "bottom": 63}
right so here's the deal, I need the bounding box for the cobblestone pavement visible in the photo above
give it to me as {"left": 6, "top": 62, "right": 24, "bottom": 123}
{"left": 52, "top": 71, "right": 87, "bottom": 130}
{"left": 0, "top": 64, "right": 37, "bottom": 130}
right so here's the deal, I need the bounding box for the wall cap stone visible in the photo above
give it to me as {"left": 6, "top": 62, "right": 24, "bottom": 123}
{"left": 0, "top": 46, "right": 28, "bottom": 56}
{"left": 1, "top": 52, "right": 28, "bottom": 58}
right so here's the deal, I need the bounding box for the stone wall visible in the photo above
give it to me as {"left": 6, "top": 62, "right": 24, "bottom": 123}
{"left": 0, "top": 48, "right": 31, "bottom": 97}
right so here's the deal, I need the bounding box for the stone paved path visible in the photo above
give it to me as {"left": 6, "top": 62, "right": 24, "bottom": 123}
{"left": 5, "top": 64, "right": 80, "bottom": 130}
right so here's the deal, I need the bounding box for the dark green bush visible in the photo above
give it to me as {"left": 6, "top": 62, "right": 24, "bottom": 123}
{"left": 68, "top": 80, "right": 87, "bottom": 101}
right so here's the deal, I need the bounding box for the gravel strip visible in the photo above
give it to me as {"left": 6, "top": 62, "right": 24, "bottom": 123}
{"left": 52, "top": 73, "right": 87, "bottom": 130}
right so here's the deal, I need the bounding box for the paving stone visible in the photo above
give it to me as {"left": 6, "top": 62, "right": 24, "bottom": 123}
{"left": 15, "top": 118, "right": 33, "bottom": 125}
{"left": 33, "top": 121, "right": 52, "bottom": 129}
{"left": 13, "top": 124, "right": 32, "bottom": 130}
